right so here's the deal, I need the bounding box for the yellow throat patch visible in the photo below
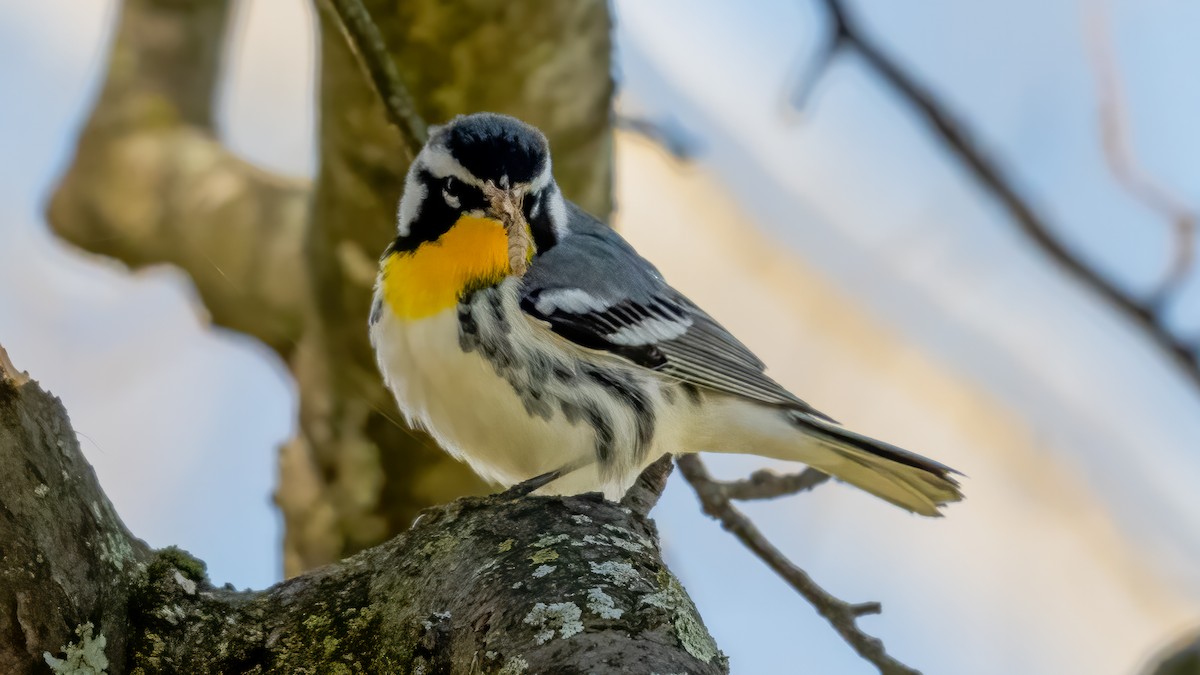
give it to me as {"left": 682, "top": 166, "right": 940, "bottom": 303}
{"left": 381, "top": 215, "right": 523, "bottom": 319}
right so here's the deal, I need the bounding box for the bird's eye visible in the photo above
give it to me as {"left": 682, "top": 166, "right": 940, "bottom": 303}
{"left": 442, "top": 176, "right": 461, "bottom": 208}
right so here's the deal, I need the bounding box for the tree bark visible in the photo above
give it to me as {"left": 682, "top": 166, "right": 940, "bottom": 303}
{"left": 0, "top": 359, "right": 724, "bottom": 673}
{"left": 46, "top": 0, "right": 615, "bottom": 577}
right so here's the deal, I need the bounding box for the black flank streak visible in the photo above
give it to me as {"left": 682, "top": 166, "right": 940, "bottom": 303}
{"left": 560, "top": 400, "right": 580, "bottom": 424}
{"left": 487, "top": 291, "right": 509, "bottom": 333}
{"left": 584, "top": 366, "right": 655, "bottom": 461}
{"left": 583, "top": 403, "right": 615, "bottom": 466}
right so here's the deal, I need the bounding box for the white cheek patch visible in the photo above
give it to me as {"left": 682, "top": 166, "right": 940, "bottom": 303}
{"left": 529, "top": 155, "right": 553, "bottom": 193}
{"left": 443, "top": 189, "right": 461, "bottom": 209}
{"left": 546, "top": 187, "right": 570, "bottom": 239}
{"left": 396, "top": 168, "right": 428, "bottom": 236}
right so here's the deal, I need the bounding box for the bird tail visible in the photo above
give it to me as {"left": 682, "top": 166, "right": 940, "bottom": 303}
{"left": 788, "top": 413, "right": 963, "bottom": 516}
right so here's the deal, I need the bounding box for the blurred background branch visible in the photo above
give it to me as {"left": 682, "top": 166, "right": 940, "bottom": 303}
{"left": 322, "top": 0, "right": 427, "bottom": 154}
{"left": 791, "top": 0, "right": 1200, "bottom": 393}
{"left": 1083, "top": 4, "right": 1197, "bottom": 309}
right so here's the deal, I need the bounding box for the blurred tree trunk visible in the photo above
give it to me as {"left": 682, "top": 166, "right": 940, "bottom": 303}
{"left": 46, "top": 0, "right": 613, "bottom": 576}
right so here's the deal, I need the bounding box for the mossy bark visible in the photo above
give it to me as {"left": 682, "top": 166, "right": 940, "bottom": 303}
{"left": 0, "top": 365, "right": 726, "bottom": 673}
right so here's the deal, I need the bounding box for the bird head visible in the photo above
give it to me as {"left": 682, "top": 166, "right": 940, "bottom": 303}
{"left": 381, "top": 113, "right": 569, "bottom": 319}
{"left": 394, "top": 113, "right": 568, "bottom": 263}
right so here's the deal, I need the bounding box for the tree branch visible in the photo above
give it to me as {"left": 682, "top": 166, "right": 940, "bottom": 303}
{"left": 719, "top": 467, "right": 830, "bottom": 501}
{"left": 46, "top": 0, "right": 311, "bottom": 357}
{"left": 321, "top": 0, "right": 428, "bottom": 155}
{"left": 1083, "top": 4, "right": 1197, "bottom": 307}
{"left": 677, "top": 455, "right": 917, "bottom": 675}
{"left": 796, "top": 0, "right": 1200, "bottom": 394}
{"left": 1, "top": 355, "right": 726, "bottom": 672}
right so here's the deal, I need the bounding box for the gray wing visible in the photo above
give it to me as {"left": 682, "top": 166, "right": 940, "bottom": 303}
{"left": 520, "top": 203, "right": 834, "bottom": 421}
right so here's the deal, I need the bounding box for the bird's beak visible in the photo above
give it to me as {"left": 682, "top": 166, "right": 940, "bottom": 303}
{"left": 482, "top": 182, "right": 532, "bottom": 277}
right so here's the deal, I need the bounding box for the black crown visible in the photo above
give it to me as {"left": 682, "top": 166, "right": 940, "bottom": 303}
{"left": 439, "top": 113, "right": 549, "bottom": 186}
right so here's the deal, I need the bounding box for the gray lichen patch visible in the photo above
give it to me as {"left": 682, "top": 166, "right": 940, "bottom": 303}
{"left": 498, "top": 655, "right": 529, "bottom": 674}
{"left": 531, "top": 564, "right": 556, "bottom": 578}
{"left": 642, "top": 572, "right": 720, "bottom": 664}
{"left": 601, "top": 523, "right": 652, "bottom": 552}
{"left": 530, "top": 533, "right": 570, "bottom": 548}
{"left": 44, "top": 622, "right": 109, "bottom": 675}
{"left": 585, "top": 587, "right": 623, "bottom": 620}
{"left": 522, "top": 602, "right": 583, "bottom": 645}
{"left": 34, "top": 483, "right": 49, "bottom": 497}
{"left": 98, "top": 531, "right": 136, "bottom": 572}
{"left": 589, "top": 560, "right": 638, "bottom": 587}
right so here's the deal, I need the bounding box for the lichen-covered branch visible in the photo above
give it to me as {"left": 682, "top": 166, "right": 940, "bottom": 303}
{"left": 1, "top": 354, "right": 151, "bottom": 673}
{"left": 795, "top": 0, "right": 1200, "bottom": 394}
{"left": 677, "top": 456, "right": 917, "bottom": 675}
{"left": 127, "top": 495, "right": 725, "bottom": 674}
{"left": 1, "top": 355, "right": 726, "bottom": 673}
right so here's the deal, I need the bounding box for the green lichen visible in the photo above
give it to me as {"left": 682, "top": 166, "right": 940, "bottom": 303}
{"left": 419, "top": 533, "right": 457, "bottom": 558}
{"left": 528, "top": 548, "right": 559, "bottom": 565}
{"left": 497, "top": 538, "right": 515, "bottom": 552}
{"left": 153, "top": 545, "right": 208, "bottom": 582}
{"left": 641, "top": 571, "right": 720, "bottom": 664}
{"left": 44, "top": 622, "right": 108, "bottom": 675}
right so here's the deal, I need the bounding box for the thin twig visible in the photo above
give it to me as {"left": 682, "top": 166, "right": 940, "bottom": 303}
{"left": 785, "top": 23, "right": 847, "bottom": 113}
{"left": 1083, "top": 4, "right": 1197, "bottom": 308}
{"left": 795, "top": 0, "right": 1200, "bottom": 392}
{"left": 322, "top": 0, "right": 428, "bottom": 155}
{"left": 677, "top": 455, "right": 918, "bottom": 675}
{"left": 719, "top": 467, "right": 830, "bottom": 501}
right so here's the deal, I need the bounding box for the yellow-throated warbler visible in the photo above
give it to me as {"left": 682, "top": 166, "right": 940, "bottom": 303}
{"left": 370, "top": 113, "right": 962, "bottom": 515}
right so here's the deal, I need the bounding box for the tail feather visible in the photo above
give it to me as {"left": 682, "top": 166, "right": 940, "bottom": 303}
{"left": 792, "top": 414, "right": 963, "bottom": 516}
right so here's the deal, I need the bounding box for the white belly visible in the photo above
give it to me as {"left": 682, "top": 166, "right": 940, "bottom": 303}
{"left": 369, "top": 283, "right": 673, "bottom": 498}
